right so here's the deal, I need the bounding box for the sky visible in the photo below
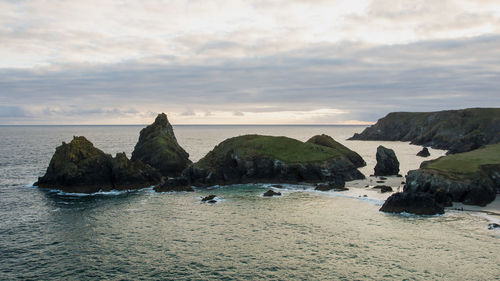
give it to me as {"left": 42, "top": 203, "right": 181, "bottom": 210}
{"left": 1, "top": 0, "right": 500, "bottom": 124}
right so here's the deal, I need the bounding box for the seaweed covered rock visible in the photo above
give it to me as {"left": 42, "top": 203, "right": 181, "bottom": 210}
{"left": 35, "top": 137, "right": 161, "bottom": 193}
{"left": 183, "top": 135, "right": 365, "bottom": 187}
{"left": 417, "top": 147, "right": 430, "bottom": 157}
{"left": 374, "top": 146, "right": 400, "bottom": 176}
{"left": 349, "top": 108, "right": 500, "bottom": 154}
{"left": 306, "top": 134, "right": 366, "bottom": 167}
{"left": 380, "top": 192, "right": 444, "bottom": 215}
{"left": 263, "top": 190, "right": 282, "bottom": 197}
{"left": 131, "top": 113, "right": 191, "bottom": 177}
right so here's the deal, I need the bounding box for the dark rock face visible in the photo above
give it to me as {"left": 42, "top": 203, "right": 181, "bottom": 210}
{"left": 315, "top": 182, "right": 348, "bottom": 191}
{"left": 35, "top": 137, "right": 161, "bottom": 193}
{"left": 380, "top": 192, "right": 445, "bottom": 215}
{"left": 131, "top": 113, "right": 191, "bottom": 177}
{"left": 404, "top": 169, "right": 496, "bottom": 206}
{"left": 263, "top": 190, "right": 282, "bottom": 197}
{"left": 417, "top": 147, "right": 430, "bottom": 157}
{"left": 306, "top": 134, "right": 366, "bottom": 167}
{"left": 154, "top": 177, "right": 194, "bottom": 192}
{"left": 374, "top": 146, "right": 400, "bottom": 176}
{"left": 349, "top": 108, "right": 500, "bottom": 154}
{"left": 183, "top": 154, "right": 364, "bottom": 188}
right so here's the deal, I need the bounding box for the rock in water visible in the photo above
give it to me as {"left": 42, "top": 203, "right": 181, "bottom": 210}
{"left": 417, "top": 147, "right": 430, "bottom": 157}
{"left": 315, "top": 182, "right": 348, "bottom": 191}
{"left": 263, "top": 190, "right": 282, "bottom": 197}
{"left": 374, "top": 145, "right": 400, "bottom": 176}
{"left": 380, "top": 192, "right": 444, "bottom": 215}
{"left": 131, "top": 113, "right": 191, "bottom": 177}
{"left": 306, "top": 134, "right": 366, "bottom": 167}
{"left": 201, "top": 195, "right": 217, "bottom": 202}
{"left": 182, "top": 135, "right": 365, "bottom": 187}
{"left": 35, "top": 136, "right": 161, "bottom": 193}
{"left": 373, "top": 185, "right": 393, "bottom": 193}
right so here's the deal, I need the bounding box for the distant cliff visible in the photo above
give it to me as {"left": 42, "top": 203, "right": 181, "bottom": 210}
{"left": 349, "top": 108, "right": 500, "bottom": 153}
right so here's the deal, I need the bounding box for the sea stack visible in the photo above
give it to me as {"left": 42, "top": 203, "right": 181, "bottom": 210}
{"left": 131, "top": 113, "right": 191, "bottom": 177}
{"left": 35, "top": 136, "right": 161, "bottom": 193}
{"left": 374, "top": 145, "right": 400, "bottom": 176}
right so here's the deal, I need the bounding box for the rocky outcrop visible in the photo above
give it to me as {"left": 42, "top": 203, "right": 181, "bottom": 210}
{"left": 416, "top": 147, "right": 430, "bottom": 157}
{"left": 35, "top": 136, "right": 161, "bottom": 193}
{"left": 182, "top": 135, "right": 365, "bottom": 187}
{"left": 349, "top": 108, "right": 500, "bottom": 154}
{"left": 153, "top": 177, "right": 194, "bottom": 192}
{"left": 263, "top": 190, "right": 282, "bottom": 197}
{"left": 374, "top": 146, "right": 399, "bottom": 176}
{"left": 306, "top": 134, "right": 366, "bottom": 167}
{"left": 373, "top": 185, "right": 393, "bottom": 193}
{"left": 131, "top": 113, "right": 191, "bottom": 177}
{"left": 380, "top": 192, "right": 444, "bottom": 215}
{"left": 380, "top": 144, "right": 500, "bottom": 215}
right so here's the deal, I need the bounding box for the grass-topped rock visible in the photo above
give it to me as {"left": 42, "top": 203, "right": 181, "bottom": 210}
{"left": 381, "top": 143, "right": 500, "bottom": 214}
{"left": 182, "top": 134, "right": 365, "bottom": 187}
{"left": 349, "top": 108, "right": 500, "bottom": 154}
{"left": 35, "top": 136, "right": 161, "bottom": 193}
{"left": 306, "top": 134, "right": 366, "bottom": 167}
{"left": 131, "top": 113, "right": 191, "bottom": 177}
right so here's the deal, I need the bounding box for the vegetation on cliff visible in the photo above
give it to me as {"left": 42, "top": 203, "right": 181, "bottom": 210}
{"left": 350, "top": 108, "right": 500, "bottom": 154}
{"left": 131, "top": 113, "right": 191, "bottom": 177}
{"left": 306, "top": 134, "right": 366, "bottom": 167}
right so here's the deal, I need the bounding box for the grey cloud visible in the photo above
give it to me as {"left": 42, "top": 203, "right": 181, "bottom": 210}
{"left": 1, "top": 35, "right": 500, "bottom": 123}
{"left": 0, "top": 105, "right": 30, "bottom": 118}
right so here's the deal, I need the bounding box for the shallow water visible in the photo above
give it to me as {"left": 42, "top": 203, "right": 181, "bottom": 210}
{"left": 0, "top": 125, "right": 499, "bottom": 280}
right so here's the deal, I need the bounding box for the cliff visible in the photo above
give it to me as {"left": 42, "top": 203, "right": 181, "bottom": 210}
{"left": 380, "top": 143, "right": 500, "bottom": 214}
{"left": 182, "top": 134, "right": 365, "bottom": 187}
{"left": 349, "top": 108, "right": 500, "bottom": 154}
{"left": 131, "top": 113, "right": 191, "bottom": 177}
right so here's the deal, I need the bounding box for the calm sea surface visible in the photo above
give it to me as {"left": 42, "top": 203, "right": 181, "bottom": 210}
{"left": 0, "top": 125, "right": 499, "bottom": 280}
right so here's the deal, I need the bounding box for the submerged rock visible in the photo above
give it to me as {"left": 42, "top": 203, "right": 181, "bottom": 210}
{"left": 417, "top": 147, "right": 430, "bottom": 157}
{"left": 373, "top": 185, "right": 393, "bottom": 193}
{"left": 488, "top": 223, "right": 500, "bottom": 230}
{"left": 306, "top": 134, "right": 366, "bottom": 167}
{"left": 131, "top": 113, "right": 191, "bottom": 177}
{"left": 35, "top": 136, "right": 161, "bottom": 193}
{"left": 263, "top": 190, "right": 282, "bottom": 197}
{"left": 374, "top": 146, "right": 400, "bottom": 176}
{"left": 380, "top": 192, "right": 445, "bottom": 215}
{"left": 182, "top": 134, "right": 365, "bottom": 187}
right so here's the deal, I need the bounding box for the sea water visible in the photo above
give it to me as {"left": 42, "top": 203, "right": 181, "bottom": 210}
{"left": 0, "top": 125, "right": 499, "bottom": 280}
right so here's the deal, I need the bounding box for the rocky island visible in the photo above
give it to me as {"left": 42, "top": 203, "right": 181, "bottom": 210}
{"left": 349, "top": 108, "right": 500, "bottom": 154}
{"left": 35, "top": 113, "right": 190, "bottom": 193}
{"left": 381, "top": 143, "right": 500, "bottom": 215}
{"left": 182, "top": 134, "right": 366, "bottom": 187}
{"left": 34, "top": 136, "right": 161, "bottom": 193}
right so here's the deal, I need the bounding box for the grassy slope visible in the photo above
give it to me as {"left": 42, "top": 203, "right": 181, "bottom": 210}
{"left": 196, "top": 135, "right": 346, "bottom": 169}
{"left": 425, "top": 143, "right": 500, "bottom": 178}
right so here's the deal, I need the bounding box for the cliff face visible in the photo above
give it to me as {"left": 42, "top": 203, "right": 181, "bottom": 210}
{"left": 35, "top": 136, "right": 161, "bottom": 193}
{"left": 131, "top": 113, "right": 191, "bottom": 177}
{"left": 380, "top": 143, "right": 500, "bottom": 214}
{"left": 182, "top": 134, "right": 365, "bottom": 187}
{"left": 349, "top": 108, "right": 500, "bottom": 154}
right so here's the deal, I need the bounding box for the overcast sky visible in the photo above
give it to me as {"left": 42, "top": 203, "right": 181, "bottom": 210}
{"left": 1, "top": 0, "right": 500, "bottom": 124}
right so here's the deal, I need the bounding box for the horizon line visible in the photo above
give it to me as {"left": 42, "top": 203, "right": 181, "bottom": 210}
{"left": 0, "top": 123, "right": 373, "bottom": 126}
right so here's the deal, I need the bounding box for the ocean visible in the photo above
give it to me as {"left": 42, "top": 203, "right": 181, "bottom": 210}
{"left": 1, "top": 125, "right": 499, "bottom": 280}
